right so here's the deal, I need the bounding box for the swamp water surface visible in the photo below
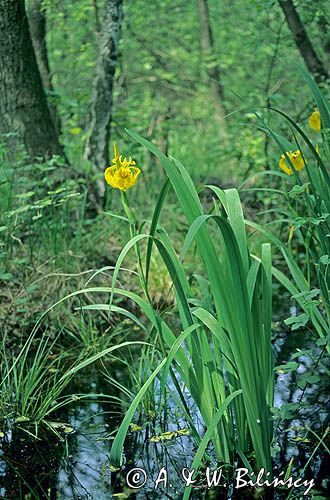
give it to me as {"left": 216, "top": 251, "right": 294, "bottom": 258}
{"left": 0, "top": 330, "right": 329, "bottom": 500}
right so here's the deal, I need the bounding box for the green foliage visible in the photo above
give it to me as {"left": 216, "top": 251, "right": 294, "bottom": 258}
{"left": 246, "top": 69, "right": 330, "bottom": 349}
{"left": 43, "top": 0, "right": 327, "bottom": 182}
{"left": 0, "top": 319, "right": 144, "bottom": 427}
{"left": 1, "top": 0, "right": 329, "bottom": 495}
{"left": 90, "top": 132, "right": 274, "bottom": 475}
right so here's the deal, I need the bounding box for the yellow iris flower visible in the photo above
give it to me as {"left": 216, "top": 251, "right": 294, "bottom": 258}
{"left": 278, "top": 150, "right": 305, "bottom": 176}
{"left": 308, "top": 110, "right": 321, "bottom": 132}
{"left": 104, "top": 143, "right": 141, "bottom": 191}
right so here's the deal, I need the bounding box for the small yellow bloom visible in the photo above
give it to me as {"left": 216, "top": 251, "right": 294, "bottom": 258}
{"left": 308, "top": 110, "right": 321, "bottom": 132}
{"left": 104, "top": 143, "right": 141, "bottom": 191}
{"left": 278, "top": 150, "right": 305, "bottom": 175}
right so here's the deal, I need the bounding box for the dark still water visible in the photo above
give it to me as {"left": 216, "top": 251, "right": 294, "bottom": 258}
{"left": 0, "top": 330, "right": 329, "bottom": 499}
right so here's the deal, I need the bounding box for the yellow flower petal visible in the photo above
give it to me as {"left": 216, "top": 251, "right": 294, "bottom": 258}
{"left": 105, "top": 144, "right": 141, "bottom": 191}
{"left": 104, "top": 165, "right": 119, "bottom": 189}
{"left": 290, "top": 150, "right": 305, "bottom": 171}
{"left": 278, "top": 150, "right": 305, "bottom": 176}
{"left": 308, "top": 110, "right": 321, "bottom": 132}
{"left": 279, "top": 155, "right": 293, "bottom": 175}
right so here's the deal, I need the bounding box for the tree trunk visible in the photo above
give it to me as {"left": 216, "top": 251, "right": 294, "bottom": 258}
{"left": 93, "top": 0, "right": 101, "bottom": 36}
{"left": 278, "top": 0, "right": 329, "bottom": 84}
{"left": 84, "top": 0, "right": 123, "bottom": 199}
{"left": 197, "top": 0, "right": 227, "bottom": 134}
{"left": 0, "top": 0, "right": 62, "bottom": 160}
{"left": 27, "top": 0, "right": 61, "bottom": 134}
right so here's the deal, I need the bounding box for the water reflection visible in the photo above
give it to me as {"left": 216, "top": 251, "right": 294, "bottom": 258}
{"left": 57, "top": 402, "right": 112, "bottom": 498}
{"left": 0, "top": 329, "right": 329, "bottom": 499}
{"left": 0, "top": 426, "right": 62, "bottom": 499}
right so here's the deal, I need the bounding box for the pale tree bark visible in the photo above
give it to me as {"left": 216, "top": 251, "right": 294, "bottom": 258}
{"left": 197, "top": 0, "right": 227, "bottom": 134}
{"left": 27, "top": 0, "right": 61, "bottom": 133}
{"left": 84, "top": 0, "right": 123, "bottom": 199}
{"left": 0, "top": 0, "right": 63, "bottom": 159}
{"left": 278, "top": 0, "right": 329, "bottom": 84}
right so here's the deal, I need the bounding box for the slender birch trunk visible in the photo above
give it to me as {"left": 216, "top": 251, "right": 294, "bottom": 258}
{"left": 84, "top": 0, "right": 123, "bottom": 199}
